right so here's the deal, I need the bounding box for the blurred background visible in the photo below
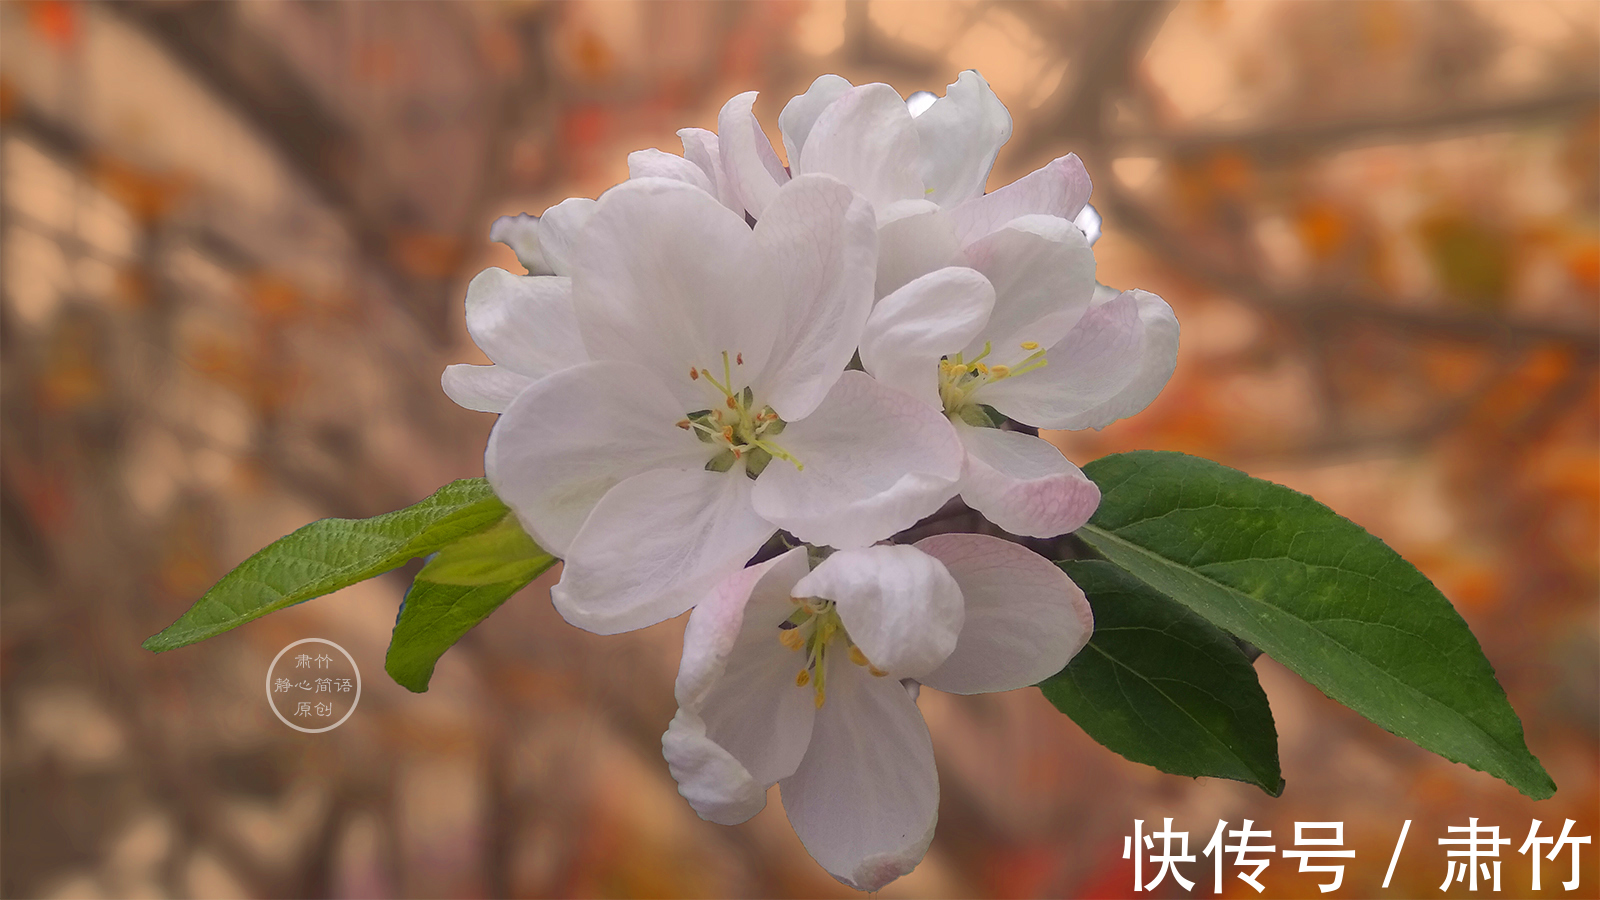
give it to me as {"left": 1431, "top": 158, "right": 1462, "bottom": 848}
{"left": 2, "top": 1, "right": 1596, "bottom": 897}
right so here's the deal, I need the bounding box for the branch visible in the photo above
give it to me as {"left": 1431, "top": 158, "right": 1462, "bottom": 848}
{"left": 1114, "top": 88, "right": 1600, "bottom": 160}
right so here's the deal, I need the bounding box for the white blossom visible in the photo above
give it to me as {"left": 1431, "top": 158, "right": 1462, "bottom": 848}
{"left": 662, "top": 535, "right": 1092, "bottom": 891}
{"left": 483, "top": 174, "right": 963, "bottom": 634}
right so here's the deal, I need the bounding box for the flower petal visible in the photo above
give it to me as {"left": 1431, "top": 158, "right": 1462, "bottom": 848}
{"left": 717, "top": 91, "right": 789, "bottom": 218}
{"left": 463, "top": 268, "right": 587, "bottom": 379}
{"left": 628, "top": 147, "right": 716, "bottom": 196}
{"left": 962, "top": 214, "right": 1096, "bottom": 367}
{"left": 796, "top": 83, "right": 924, "bottom": 209}
{"left": 980, "top": 288, "right": 1178, "bottom": 430}
{"left": 666, "top": 548, "right": 816, "bottom": 824}
{"left": 948, "top": 153, "right": 1091, "bottom": 248}
{"left": 440, "top": 363, "right": 533, "bottom": 413}
{"left": 678, "top": 127, "right": 743, "bottom": 212}
{"left": 485, "top": 361, "right": 707, "bottom": 556}
{"left": 859, "top": 266, "right": 995, "bottom": 409}
{"left": 751, "top": 372, "right": 963, "bottom": 550}
{"left": 748, "top": 174, "right": 878, "bottom": 421}
{"left": 914, "top": 70, "right": 1012, "bottom": 206}
{"left": 954, "top": 424, "right": 1100, "bottom": 537}
{"left": 914, "top": 533, "right": 1093, "bottom": 694}
{"left": 779, "top": 661, "right": 939, "bottom": 892}
{"left": 489, "top": 213, "right": 550, "bottom": 275}
{"left": 552, "top": 467, "right": 774, "bottom": 634}
{"left": 573, "top": 177, "right": 773, "bottom": 410}
{"left": 875, "top": 199, "right": 962, "bottom": 298}
{"left": 778, "top": 73, "right": 854, "bottom": 165}
{"left": 534, "top": 197, "right": 598, "bottom": 276}
{"left": 794, "top": 544, "right": 963, "bottom": 679}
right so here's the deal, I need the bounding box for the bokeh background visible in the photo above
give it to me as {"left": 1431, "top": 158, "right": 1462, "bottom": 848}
{"left": 2, "top": 1, "right": 1596, "bottom": 897}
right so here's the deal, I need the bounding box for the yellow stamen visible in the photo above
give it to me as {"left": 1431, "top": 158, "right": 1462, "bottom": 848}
{"left": 676, "top": 419, "right": 691, "bottom": 429}
{"left": 1020, "top": 341, "right": 1039, "bottom": 350}
{"left": 779, "top": 628, "right": 804, "bottom": 650}
{"left": 726, "top": 395, "right": 738, "bottom": 409}
{"left": 990, "top": 365, "right": 1011, "bottom": 377}
{"left": 848, "top": 646, "right": 870, "bottom": 667}
{"left": 869, "top": 666, "right": 888, "bottom": 677}
{"left": 795, "top": 669, "right": 811, "bottom": 687}
{"left": 814, "top": 688, "right": 826, "bottom": 708}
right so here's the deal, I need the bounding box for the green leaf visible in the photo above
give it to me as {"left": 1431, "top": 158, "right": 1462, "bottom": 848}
{"left": 1040, "top": 560, "right": 1283, "bottom": 795}
{"left": 1077, "top": 451, "right": 1554, "bottom": 799}
{"left": 143, "top": 479, "right": 510, "bottom": 652}
{"left": 385, "top": 515, "right": 557, "bottom": 692}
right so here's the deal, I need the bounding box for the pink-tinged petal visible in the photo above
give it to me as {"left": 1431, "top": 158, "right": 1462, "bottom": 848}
{"left": 948, "top": 153, "right": 1091, "bottom": 248}
{"left": 463, "top": 268, "right": 587, "bottom": 379}
{"left": 628, "top": 148, "right": 715, "bottom": 196}
{"left": 552, "top": 467, "right": 774, "bottom": 635}
{"left": 573, "top": 178, "right": 773, "bottom": 410}
{"left": 662, "top": 710, "right": 770, "bottom": 826}
{"left": 779, "top": 661, "right": 938, "bottom": 892}
{"left": 796, "top": 83, "right": 924, "bottom": 209}
{"left": 718, "top": 91, "right": 789, "bottom": 218}
{"left": 751, "top": 372, "right": 963, "bottom": 550}
{"left": 440, "top": 363, "right": 532, "bottom": 413}
{"left": 954, "top": 424, "right": 1100, "bottom": 538}
{"left": 678, "top": 127, "right": 743, "bottom": 212}
{"left": 859, "top": 266, "right": 995, "bottom": 409}
{"left": 749, "top": 174, "right": 878, "bottom": 421}
{"left": 485, "top": 361, "right": 707, "bottom": 557}
{"left": 793, "top": 544, "right": 963, "bottom": 679}
{"left": 981, "top": 288, "right": 1179, "bottom": 430}
{"left": 778, "top": 74, "right": 853, "bottom": 165}
{"left": 666, "top": 549, "right": 816, "bottom": 824}
{"left": 914, "top": 533, "right": 1093, "bottom": 694}
{"left": 963, "top": 214, "right": 1096, "bottom": 367}
{"left": 875, "top": 199, "right": 962, "bottom": 298}
{"left": 531, "top": 197, "right": 598, "bottom": 276}
{"left": 489, "top": 213, "right": 550, "bottom": 275}
{"left": 914, "top": 70, "right": 1013, "bottom": 206}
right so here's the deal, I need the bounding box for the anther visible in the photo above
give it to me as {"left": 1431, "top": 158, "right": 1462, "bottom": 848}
{"left": 1021, "top": 341, "right": 1039, "bottom": 350}
{"left": 736, "top": 352, "right": 744, "bottom": 365}
{"left": 779, "top": 629, "right": 804, "bottom": 650}
{"left": 869, "top": 666, "right": 888, "bottom": 677}
{"left": 848, "top": 646, "right": 870, "bottom": 667}
{"left": 676, "top": 419, "right": 691, "bottom": 429}
{"left": 721, "top": 426, "right": 734, "bottom": 442}
{"left": 814, "top": 688, "right": 826, "bottom": 708}
{"left": 726, "top": 395, "right": 738, "bottom": 409}
{"left": 795, "top": 669, "right": 811, "bottom": 687}
{"left": 990, "top": 365, "right": 1011, "bottom": 377}
{"left": 689, "top": 367, "right": 699, "bottom": 380}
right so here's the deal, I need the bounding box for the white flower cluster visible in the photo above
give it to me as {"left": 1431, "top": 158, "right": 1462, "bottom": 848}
{"left": 445, "top": 71, "right": 1178, "bottom": 891}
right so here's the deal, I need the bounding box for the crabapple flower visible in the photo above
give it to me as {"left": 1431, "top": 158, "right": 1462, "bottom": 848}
{"left": 441, "top": 198, "right": 598, "bottom": 412}
{"left": 662, "top": 534, "right": 1092, "bottom": 891}
{"left": 485, "top": 174, "right": 964, "bottom": 634}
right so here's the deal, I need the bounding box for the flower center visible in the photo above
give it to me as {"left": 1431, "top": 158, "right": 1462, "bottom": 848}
{"left": 937, "top": 340, "right": 1048, "bottom": 425}
{"left": 675, "top": 351, "right": 802, "bottom": 477}
{"left": 777, "top": 597, "right": 886, "bottom": 708}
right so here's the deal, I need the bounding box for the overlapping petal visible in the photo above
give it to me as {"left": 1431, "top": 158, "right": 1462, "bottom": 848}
{"left": 462, "top": 268, "right": 587, "bottom": 379}
{"left": 484, "top": 361, "right": 707, "bottom": 556}
{"left": 752, "top": 372, "right": 963, "bottom": 550}
{"left": 859, "top": 266, "right": 995, "bottom": 409}
{"left": 793, "top": 544, "right": 963, "bottom": 679}
{"left": 717, "top": 91, "right": 789, "bottom": 218}
{"left": 874, "top": 200, "right": 962, "bottom": 298}
{"left": 961, "top": 214, "right": 1097, "bottom": 367}
{"left": 913, "top": 70, "right": 1012, "bottom": 206}
{"left": 665, "top": 549, "right": 816, "bottom": 824}
{"left": 954, "top": 424, "right": 1101, "bottom": 538}
{"left": 677, "top": 127, "right": 743, "bottom": 211}
{"left": 572, "top": 178, "right": 773, "bottom": 409}
{"left": 627, "top": 147, "right": 716, "bottom": 196}
{"left": 552, "top": 467, "right": 773, "bottom": 635}
{"left": 749, "top": 175, "right": 878, "bottom": 421}
{"left": 778, "top": 73, "right": 853, "bottom": 166}
{"left": 914, "top": 533, "right": 1093, "bottom": 694}
{"left": 948, "top": 153, "right": 1091, "bottom": 248}
{"left": 980, "top": 288, "right": 1178, "bottom": 430}
{"left": 796, "top": 83, "right": 924, "bottom": 210}
{"left": 779, "top": 661, "right": 939, "bottom": 892}
{"left": 440, "top": 363, "right": 533, "bottom": 414}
